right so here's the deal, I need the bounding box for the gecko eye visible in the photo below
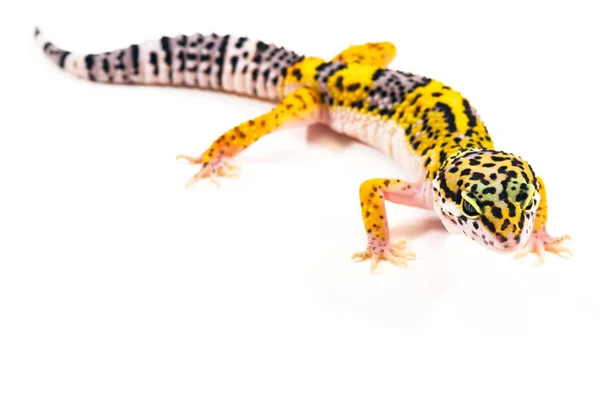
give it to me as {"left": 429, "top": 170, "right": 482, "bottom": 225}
{"left": 461, "top": 199, "right": 480, "bottom": 218}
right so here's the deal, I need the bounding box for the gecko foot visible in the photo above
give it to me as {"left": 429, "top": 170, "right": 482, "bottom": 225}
{"left": 352, "top": 238, "right": 415, "bottom": 272}
{"left": 176, "top": 154, "right": 240, "bottom": 188}
{"left": 514, "top": 230, "right": 572, "bottom": 264}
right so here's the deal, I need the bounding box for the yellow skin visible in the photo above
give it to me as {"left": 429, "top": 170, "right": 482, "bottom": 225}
{"left": 178, "top": 41, "right": 571, "bottom": 271}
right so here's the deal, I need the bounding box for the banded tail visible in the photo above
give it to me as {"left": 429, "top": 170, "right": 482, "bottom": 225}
{"left": 34, "top": 27, "right": 305, "bottom": 101}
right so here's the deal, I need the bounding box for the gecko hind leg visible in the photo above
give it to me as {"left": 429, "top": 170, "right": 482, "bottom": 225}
{"left": 177, "top": 87, "right": 324, "bottom": 187}
{"left": 351, "top": 178, "right": 433, "bottom": 272}
{"left": 331, "top": 42, "right": 397, "bottom": 68}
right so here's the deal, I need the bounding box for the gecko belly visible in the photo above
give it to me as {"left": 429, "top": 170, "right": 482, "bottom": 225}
{"left": 327, "top": 107, "right": 428, "bottom": 183}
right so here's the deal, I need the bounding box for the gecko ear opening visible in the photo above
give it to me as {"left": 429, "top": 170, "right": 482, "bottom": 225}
{"left": 460, "top": 192, "right": 481, "bottom": 218}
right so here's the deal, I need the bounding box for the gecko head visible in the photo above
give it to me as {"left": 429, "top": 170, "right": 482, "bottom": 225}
{"left": 431, "top": 148, "right": 540, "bottom": 253}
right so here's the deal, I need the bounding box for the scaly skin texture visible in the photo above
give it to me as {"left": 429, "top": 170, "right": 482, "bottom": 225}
{"left": 35, "top": 27, "right": 571, "bottom": 270}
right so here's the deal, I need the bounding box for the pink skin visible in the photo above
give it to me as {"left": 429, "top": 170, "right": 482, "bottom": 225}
{"left": 384, "top": 186, "right": 434, "bottom": 210}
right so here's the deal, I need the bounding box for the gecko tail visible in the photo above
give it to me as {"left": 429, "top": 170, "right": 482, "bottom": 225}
{"left": 35, "top": 26, "right": 87, "bottom": 80}
{"left": 34, "top": 26, "right": 305, "bottom": 101}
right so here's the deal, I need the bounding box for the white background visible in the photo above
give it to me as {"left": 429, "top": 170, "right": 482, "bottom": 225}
{"left": 1, "top": 1, "right": 599, "bottom": 399}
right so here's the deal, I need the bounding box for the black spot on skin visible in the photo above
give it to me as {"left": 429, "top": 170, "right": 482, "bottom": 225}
{"left": 490, "top": 173, "right": 498, "bottom": 180}
{"left": 473, "top": 222, "right": 479, "bottom": 230}
{"left": 460, "top": 168, "right": 472, "bottom": 177}
{"left": 205, "top": 42, "right": 215, "bottom": 50}
{"left": 439, "top": 150, "right": 447, "bottom": 165}
{"left": 482, "top": 163, "right": 495, "bottom": 168}
{"left": 347, "top": 83, "right": 360, "bottom": 91}
{"left": 292, "top": 68, "right": 302, "bottom": 81}
{"left": 102, "top": 58, "right": 110, "bottom": 74}
{"left": 501, "top": 219, "right": 510, "bottom": 231}
{"left": 351, "top": 99, "right": 364, "bottom": 109}
{"left": 372, "top": 68, "right": 385, "bottom": 81}
{"left": 130, "top": 45, "right": 140, "bottom": 75}
{"left": 160, "top": 36, "right": 173, "bottom": 81}
{"left": 491, "top": 206, "right": 503, "bottom": 219}
{"left": 491, "top": 156, "right": 509, "bottom": 162}
{"left": 462, "top": 99, "right": 477, "bottom": 127}
{"left": 177, "top": 51, "right": 185, "bottom": 72}
{"left": 515, "top": 191, "right": 528, "bottom": 202}
{"left": 58, "top": 51, "right": 70, "bottom": 68}
{"left": 469, "top": 159, "right": 481, "bottom": 166}
{"left": 256, "top": 41, "right": 269, "bottom": 52}
{"left": 215, "top": 34, "right": 229, "bottom": 87}
{"left": 235, "top": 37, "right": 247, "bottom": 49}
{"left": 506, "top": 202, "right": 516, "bottom": 217}
{"left": 471, "top": 172, "right": 486, "bottom": 181}
{"left": 410, "top": 94, "right": 422, "bottom": 106}
{"left": 315, "top": 63, "right": 328, "bottom": 72}
{"left": 482, "top": 187, "right": 496, "bottom": 195}
{"left": 85, "top": 54, "right": 95, "bottom": 70}
{"left": 480, "top": 215, "right": 497, "bottom": 233}
{"left": 449, "top": 167, "right": 459, "bottom": 173}
{"left": 230, "top": 55, "right": 239, "bottom": 73}
{"left": 434, "top": 102, "right": 457, "bottom": 132}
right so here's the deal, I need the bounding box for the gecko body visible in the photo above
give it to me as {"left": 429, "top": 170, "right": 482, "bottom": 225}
{"left": 35, "top": 27, "right": 571, "bottom": 270}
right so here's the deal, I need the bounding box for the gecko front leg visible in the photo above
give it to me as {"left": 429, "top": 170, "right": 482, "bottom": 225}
{"left": 177, "top": 86, "right": 324, "bottom": 187}
{"left": 515, "top": 176, "right": 572, "bottom": 263}
{"left": 352, "top": 178, "right": 434, "bottom": 272}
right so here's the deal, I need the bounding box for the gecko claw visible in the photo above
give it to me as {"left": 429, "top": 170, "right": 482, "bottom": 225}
{"left": 176, "top": 154, "right": 202, "bottom": 164}
{"left": 514, "top": 231, "right": 572, "bottom": 264}
{"left": 179, "top": 154, "right": 240, "bottom": 188}
{"left": 352, "top": 239, "right": 415, "bottom": 272}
